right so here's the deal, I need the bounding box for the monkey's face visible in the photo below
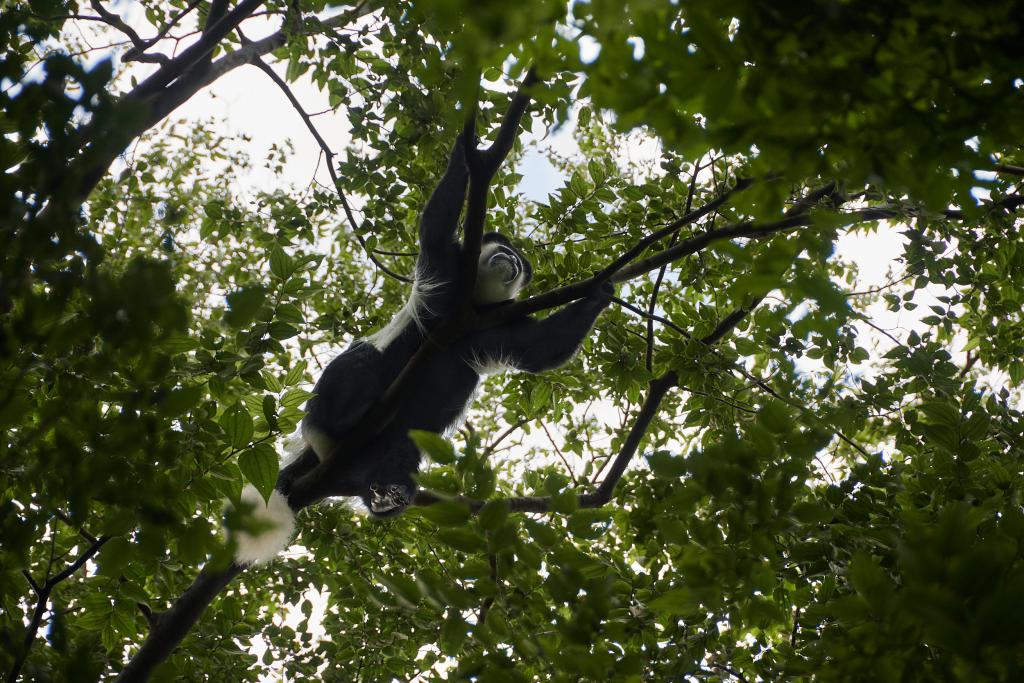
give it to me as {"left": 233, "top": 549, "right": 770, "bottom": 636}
{"left": 474, "top": 233, "right": 533, "bottom": 304}
{"left": 365, "top": 482, "right": 412, "bottom": 517}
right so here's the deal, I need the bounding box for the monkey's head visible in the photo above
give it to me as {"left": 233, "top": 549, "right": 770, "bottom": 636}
{"left": 474, "top": 232, "right": 534, "bottom": 304}
{"left": 365, "top": 482, "right": 413, "bottom": 518}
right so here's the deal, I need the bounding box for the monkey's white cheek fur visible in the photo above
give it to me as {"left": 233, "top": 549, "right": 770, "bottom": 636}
{"left": 232, "top": 485, "right": 295, "bottom": 565}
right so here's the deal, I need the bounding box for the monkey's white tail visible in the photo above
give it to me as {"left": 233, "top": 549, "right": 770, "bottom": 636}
{"left": 232, "top": 485, "right": 296, "bottom": 565}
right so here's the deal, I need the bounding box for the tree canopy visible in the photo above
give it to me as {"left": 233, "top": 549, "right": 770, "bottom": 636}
{"left": 2, "top": 1, "right": 1023, "bottom": 681}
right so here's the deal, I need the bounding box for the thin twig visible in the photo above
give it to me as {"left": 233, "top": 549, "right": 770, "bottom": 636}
{"left": 539, "top": 421, "right": 577, "bottom": 485}
{"left": 483, "top": 418, "right": 530, "bottom": 457}
{"left": 9, "top": 536, "right": 110, "bottom": 683}
{"left": 858, "top": 315, "right": 903, "bottom": 346}
{"left": 123, "top": 0, "right": 203, "bottom": 63}
{"left": 249, "top": 55, "right": 411, "bottom": 282}
{"left": 647, "top": 157, "right": 705, "bottom": 370}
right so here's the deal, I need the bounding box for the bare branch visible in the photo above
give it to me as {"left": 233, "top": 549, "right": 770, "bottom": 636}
{"left": 593, "top": 176, "right": 754, "bottom": 284}
{"left": 122, "top": 0, "right": 202, "bottom": 63}
{"left": 943, "top": 193, "right": 1024, "bottom": 219}
{"left": 647, "top": 159, "right": 705, "bottom": 370}
{"left": 128, "top": 0, "right": 265, "bottom": 99}
{"left": 418, "top": 300, "right": 768, "bottom": 515}
{"left": 20, "top": 570, "right": 40, "bottom": 595}
{"left": 69, "top": 1, "right": 382, "bottom": 211}
{"left": 250, "top": 56, "right": 412, "bottom": 282}
{"left": 415, "top": 371, "right": 677, "bottom": 513}
{"left": 858, "top": 315, "right": 903, "bottom": 346}
{"left": 701, "top": 295, "right": 764, "bottom": 345}
{"left": 480, "top": 68, "right": 538, "bottom": 173}
{"left": 115, "top": 563, "right": 244, "bottom": 682}
{"left": 612, "top": 296, "right": 692, "bottom": 340}
{"left": 581, "top": 371, "right": 677, "bottom": 507}
{"left": 8, "top": 536, "right": 110, "bottom": 683}
{"left": 784, "top": 181, "right": 837, "bottom": 217}
{"left": 89, "top": 0, "right": 155, "bottom": 59}
{"left": 993, "top": 163, "right": 1024, "bottom": 176}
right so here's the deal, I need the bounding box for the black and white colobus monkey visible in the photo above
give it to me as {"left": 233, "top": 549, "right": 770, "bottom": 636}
{"left": 233, "top": 135, "right": 612, "bottom": 564}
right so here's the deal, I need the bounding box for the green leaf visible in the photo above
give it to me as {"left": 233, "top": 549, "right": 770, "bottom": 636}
{"left": 268, "top": 321, "right": 298, "bottom": 340}
{"left": 437, "top": 527, "right": 485, "bottom": 553}
{"left": 220, "top": 402, "right": 254, "bottom": 449}
{"left": 159, "top": 384, "right": 204, "bottom": 417}
{"left": 477, "top": 500, "right": 509, "bottom": 531}
{"left": 238, "top": 443, "right": 279, "bottom": 502}
{"left": 283, "top": 362, "right": 306, "bottom": 387}
{"left": 261, "top": 395, "right": 277, "bottom": 426}
{"left": 224, "top": 286, "right": 267, "bottom": 328}
{"left": 648, "top": 587, "right": 703, "bottom": 616}
{"left": 379, "top": 573, "right": 420, "bottom": 607}
{"left": 275, "top": 302, "right": 304, "bottom": 324}
{"left": 439, "top": 611, "right": 470, "bottom": 655}
{"left": 646, "top": 450, "right": 687, "bottom": 478}
{"left": 418, "top": 500, "right": 471, "bottom": 527}
{"left": 523, "top": 519, "right": 559, "bottom": 547}
{"left": 409, "top": 430, "right": 456, "bottom": 464}
{"left": 269, "top": 247, "right": 294, "bottom": 280}
{"left": 280, "top": 388, "right": 312, "bottom": 409}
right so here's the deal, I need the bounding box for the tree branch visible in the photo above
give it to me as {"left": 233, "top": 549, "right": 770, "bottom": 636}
{"left": 593, "top": 176, "right": 754, "bottom": 284}
{"left": 993, "top": 163, "right": 1024, "bottom": 176}
{"left": 647, "top": 159, "right": 705, "bottom": 370}
{"left": 414, "top": 300, "right": 765, "bottom": 515}
{"left": 122, "top": 0, "right": 203, "bottom": 63}
{"left": 483, "top": 203, "right": 910, "bottom": 326}
{"left": 783, "top": 181, "right": 837, "bottom": 216}
{"left": 701, "top": 295, "right": 764, "bottom": 345}
{"left": 250, "top": 55, "right": 412, "bottom": 282}
{"left": 69, "top": 2, "right": 383, "bottom": 207}
{"left": 8, "top": 536, "right": 110, "bottom": 683}
{"left": 480, "top": 68, "right": 538, "bottom": 173}
{"left": 128, "top": 0, "right": 265, "bottom": 99}
{"left": 89, "top": 0, "right": 158, "bottom": 61}
{"left": 115, "top": 563, "right": 245, "bottom": 682}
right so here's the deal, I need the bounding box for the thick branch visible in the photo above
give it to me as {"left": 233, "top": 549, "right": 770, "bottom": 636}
{"left": 783, "top": 181, "right": 837, "bottom": 217}
{"left": 701, "top": 295, "right": 764, "bottom": 345}
{"left": 414, "top": 300, "right": 765, "bottom": 515}
{"left": 486, "top": 203, "right": 917, "bottom": 326}
{"left": 122, "top": 0, "right": 203, "bottom": 63}
{"left": 942, "top": 194, "right": 1024, "bottom": 219}
{"left": 580, "top": 370, "right": 678, "bottom": 506}
{"left": 413, "top": 370, "right": 677, "bottom": 514}
{"left": 128, "top": 0, "right": 265, "bottom": 99}
{"left": 89, "top": 0, "right": 153, "bottom": 59}
{"left": 594, "top": 176, "right": 753, "bottom": 284}
{"left": 993, "top": 163, "right": 1024, "bottom": 176}
{"left": 69, "top": 1, "right": 381, "bottom": 209}
{"left": 480, "top": 68, "right": 538, "bottom": 173}
{"left": 115, "top": 563, "right": 244, "bottom": 683}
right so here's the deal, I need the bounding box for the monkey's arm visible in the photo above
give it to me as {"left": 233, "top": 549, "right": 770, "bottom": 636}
{"left": 417, "top": 136, "right": 469, "bottom": 279}
{"left": 470, "top": 289, "right": 611, "bottom": 373}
